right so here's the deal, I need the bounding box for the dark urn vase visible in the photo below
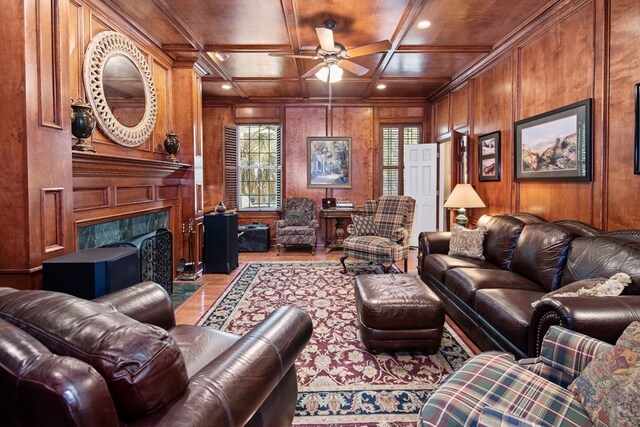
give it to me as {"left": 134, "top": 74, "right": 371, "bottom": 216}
{"left": 71, "top": 99, "right": 97, "bottom": 152}
{"left": 164, "top": 130, "right": 180, "bottom": 163}
{"left": 215, "top": 201, "right": 227, "bottom": 214}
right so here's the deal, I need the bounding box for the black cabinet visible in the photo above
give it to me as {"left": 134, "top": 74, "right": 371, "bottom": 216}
{"left": 203, "top": 213, "right": 238, "bottom": 274}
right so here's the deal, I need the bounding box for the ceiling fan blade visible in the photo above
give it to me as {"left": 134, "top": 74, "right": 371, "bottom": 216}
{"left": 345, "top": 40, "right": 392, "bottom": 58}
{"left": 339, "top": 60, "right": 369, "bottom": 76}
{"left": 302, "top": 62, "right": 327, "bottom": 79}
{"left": 316, "top": 27, "right": 335, "bottom": 52}
{"left": 268, "top": 52, "right": 316, "bottom": 59}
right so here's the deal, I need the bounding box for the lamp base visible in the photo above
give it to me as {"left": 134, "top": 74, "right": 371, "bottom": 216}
{"left": 454, "top": 207, "right": 468, "bottom": 228}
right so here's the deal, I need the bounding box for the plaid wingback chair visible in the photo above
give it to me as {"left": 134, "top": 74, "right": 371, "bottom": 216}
{"left": 275, "top": 197, "right": 320, "bottom": 255}
{"left": 340, "top": 195, "right": 416, "bottom": 273}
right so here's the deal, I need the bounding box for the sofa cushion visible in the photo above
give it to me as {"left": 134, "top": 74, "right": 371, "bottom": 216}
{"left": 0, "top": 290, "right": 189, "bottom": 418}
{"left": 418, "top": 352, "right": 592, "bottom": 427}
{"left": 445, "top": 268, "right": 543, "bottom": 306}
{"left": 482, "top": 215, "right": 525, "bottom": 269}
{"left": 474, "top": 289, "right": 544, "bottom": 352}
{"left": 422, "top": 254, "right": 500, "bottom": 283}
{"left": 511, "top": 223, "right": 574, "bottom": 292}
{"left": 568, "top": 321, "right": 640, "bottom": 426}
{"left": 561, "top": 236, "right": 640, "bottom": 294}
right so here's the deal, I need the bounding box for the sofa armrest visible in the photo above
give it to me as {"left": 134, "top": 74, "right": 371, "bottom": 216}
{"left": 418, "top": 231, "right": 451, "bottom": 255}
{"left": 93, "top": 281, "right": 176, "bottom": 330}
{"left": 528, "top": 296, "right": 640, "bottom": 357}
{"left": 417, "top": 231, "right": 451, "bottom": 275}
{"left": 144, "top": 305, "right": 313, "bottom": 426}
{"left": 310, "top": 219, "right": 320, "bottom": 229}
{"left": 274, "top": 219, "right": 285, "bottom": 229}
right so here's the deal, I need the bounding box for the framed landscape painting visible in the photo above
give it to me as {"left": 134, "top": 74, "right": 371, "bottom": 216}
{"left": 307, "top": 137, "right": 352, "bottom": 188}
{"left": 477, "top": 131, "right": 500, "bottom": 182}
{"left": 514, "top": 99, "right": 592, "bottom": 182}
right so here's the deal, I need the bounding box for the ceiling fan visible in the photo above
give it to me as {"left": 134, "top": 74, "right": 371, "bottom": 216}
{"left": 269, "top": 20, "right": 391, "bottom": 83}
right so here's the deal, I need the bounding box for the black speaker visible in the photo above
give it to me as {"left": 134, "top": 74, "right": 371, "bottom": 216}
{"left": 43, "top": 247, "right": 140, "bottom": 299}
{"left": 203, "top": 213, "right": 239, "bottom": 274}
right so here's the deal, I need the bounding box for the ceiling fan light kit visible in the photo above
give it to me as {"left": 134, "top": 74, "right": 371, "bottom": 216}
{"left": 315, "top": 63, "right": 343, "bottom": 83}
{"left": 269, "top": 20, "right": 391, "bottom": 84}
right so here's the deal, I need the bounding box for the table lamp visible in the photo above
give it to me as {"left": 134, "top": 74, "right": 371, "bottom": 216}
{"left": 443, "top": 184, "right": 486, "bottom": 227}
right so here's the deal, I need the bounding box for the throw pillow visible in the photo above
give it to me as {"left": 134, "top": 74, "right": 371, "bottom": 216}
{"left": 351, "top": 214, "right": 377, "bottom": 236}
{"left": 448, "top": 224, "right": 487, "bottom": 260}
{"left": 568, "top": 321, "right": 640, "bottom": 426}
{"left": 531, "top": 273, "right": 631, "bottom": 308}
{"left": 283, "top": 210, "right": 307, "bottom": 226}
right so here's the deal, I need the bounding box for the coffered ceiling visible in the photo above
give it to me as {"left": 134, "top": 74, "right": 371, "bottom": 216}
{"left": 105, "top": 0, "right": 553, "bottom": 102}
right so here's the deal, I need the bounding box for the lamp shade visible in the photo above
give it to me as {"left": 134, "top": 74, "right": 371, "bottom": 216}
{"left": 315, "top": 64, "right": 343, "bottom": 83}
{"left": 443, "top": 184, "right": 486, "bottom": 209}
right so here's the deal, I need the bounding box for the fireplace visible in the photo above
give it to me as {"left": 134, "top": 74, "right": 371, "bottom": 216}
{"left": 77, "top": 211, "right": 173, "bottom": 293}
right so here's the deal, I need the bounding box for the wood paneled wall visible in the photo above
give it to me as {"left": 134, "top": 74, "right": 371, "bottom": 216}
{"left": 1, "top": 0, "right": 200, "bottom": 289}
{"left": 202, "top": 102, "right": 427, "bottom": 244}
{"left": 431, "top": 0, "right": 640, "bottom": 230}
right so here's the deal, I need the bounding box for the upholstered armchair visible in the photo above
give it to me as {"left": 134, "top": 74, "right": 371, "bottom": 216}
{"left": 275, "top": 197, "right": 320, "bottom": 255}
{"left": 340, "top": 195, "right": 416, "bottom": 274}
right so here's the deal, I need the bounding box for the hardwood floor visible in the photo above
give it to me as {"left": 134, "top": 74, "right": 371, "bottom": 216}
{"left": 174, "top": 246, "right": 480, "bottom": 354}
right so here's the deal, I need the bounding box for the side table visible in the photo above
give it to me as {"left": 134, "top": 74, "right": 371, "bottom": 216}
{"left": 320, "top": 208, "right": 363, "bottom": 253}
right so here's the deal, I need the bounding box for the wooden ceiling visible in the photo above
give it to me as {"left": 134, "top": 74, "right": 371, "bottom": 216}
{"left": 106, "top": 0, "right": 553, "bottom": 102}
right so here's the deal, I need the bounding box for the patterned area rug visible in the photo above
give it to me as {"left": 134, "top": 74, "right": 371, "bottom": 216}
{"left": 200, "top": 261, "right": 472, "bottom": 426}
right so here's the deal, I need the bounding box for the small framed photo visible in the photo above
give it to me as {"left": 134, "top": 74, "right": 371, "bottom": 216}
{"left": 478, "top": 131, "right": 500, "bottom": 182}
{"left": 307, "top": 137, "right": 352, "bottom": 188}
{"left": 514, "top": 99, "right": 592, "bottom": 181}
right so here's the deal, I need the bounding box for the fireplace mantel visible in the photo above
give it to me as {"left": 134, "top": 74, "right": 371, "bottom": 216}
{"left": 72, "top": 152, "right": 190, "bottom": 178}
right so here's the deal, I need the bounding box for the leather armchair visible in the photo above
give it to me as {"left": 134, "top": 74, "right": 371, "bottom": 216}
{"left": 0, "top": 282, "right": 313, "bottom": 426}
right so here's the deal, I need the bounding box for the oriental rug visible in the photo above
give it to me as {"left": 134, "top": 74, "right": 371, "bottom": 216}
{"left": 200, "top": 261, "right": 473, "bottom": 426}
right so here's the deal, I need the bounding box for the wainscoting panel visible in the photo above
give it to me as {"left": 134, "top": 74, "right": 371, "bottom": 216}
{"left": 115, "top": 185, "right": 154, "bottom": 206}
{"left": 37, "top": 0, "right": 62, "bottom": 129}
{"left": 157, "top": 185, "right": 180, "bottom": 200}
{"left": 41, "top": 188, "right": 64, "bottom": 254}
{"left": 73, "top": 186, "right": 110, "bottom": 211}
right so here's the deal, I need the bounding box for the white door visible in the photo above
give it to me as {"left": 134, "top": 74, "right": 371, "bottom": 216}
{"left": 404, "top": 144, "right": 438, "bottom": 246}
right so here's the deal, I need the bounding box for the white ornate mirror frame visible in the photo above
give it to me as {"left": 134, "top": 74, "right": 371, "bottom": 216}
{"left": 83, "top": 31, "right": 157, "bottom": 147}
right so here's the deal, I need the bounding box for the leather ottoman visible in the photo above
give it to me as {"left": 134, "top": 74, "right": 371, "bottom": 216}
{"left": 354, "top": 274, "right": 444, "bottom": 353}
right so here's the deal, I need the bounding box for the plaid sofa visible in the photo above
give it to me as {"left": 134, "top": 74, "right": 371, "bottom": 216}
{"left": 419, "top": 326, "right": 612, "bottom": 426}
{"left": 340, "top": 195, "right": 415, "bottom": 273}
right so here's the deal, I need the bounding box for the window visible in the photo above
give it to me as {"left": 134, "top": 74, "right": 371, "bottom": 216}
{"left": 381, "top": 124, "right": 421, "bottom": 195}
{"left": 227, "top": 124, "right": 282, "bottom": 210}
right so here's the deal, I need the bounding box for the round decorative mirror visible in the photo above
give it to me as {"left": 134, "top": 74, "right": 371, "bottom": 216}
{"left": 83, "top": 31, "right": 157, "bottom": 147}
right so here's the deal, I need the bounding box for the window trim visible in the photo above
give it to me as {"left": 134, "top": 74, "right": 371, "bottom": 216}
{"left": 235, "top": 124, "right": 282, "bottom": 212}
{"left": 379, "top": 123, "right": 422, "bottom": 196}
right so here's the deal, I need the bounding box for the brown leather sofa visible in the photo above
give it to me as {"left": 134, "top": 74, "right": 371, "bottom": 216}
{"left": 417, "top": 213, "right": 640, "bottom": 358}
{"left": 0, "top": 281, "right": 313, "bottom": 426}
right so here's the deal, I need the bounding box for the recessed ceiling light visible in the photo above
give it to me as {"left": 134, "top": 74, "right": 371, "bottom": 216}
{"left": 376, "top": 84, "right": 387, "bottom": 90}
{"left": 417, "top": 20, "right": 431, "bottom": 29}
{"left": 221, "top": 83, "right": 232, "bottom": 90}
